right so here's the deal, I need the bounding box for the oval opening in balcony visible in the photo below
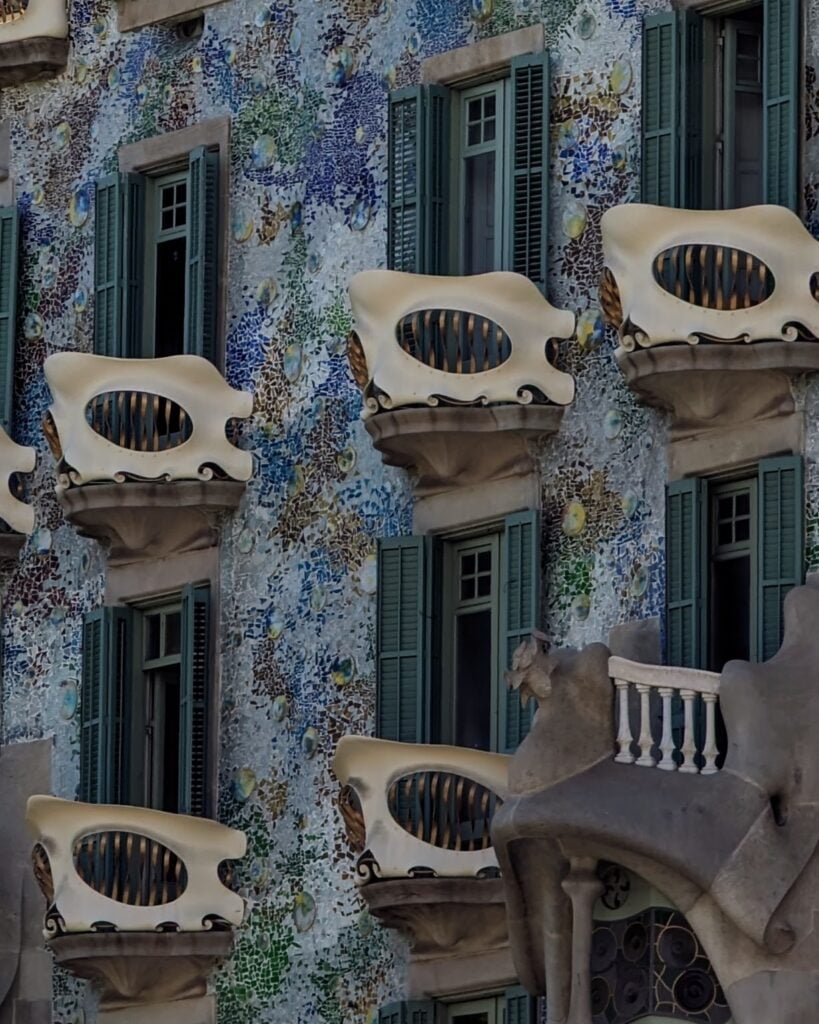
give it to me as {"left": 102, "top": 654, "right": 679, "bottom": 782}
{"left": 395, "top": 309, "right": 512, "bottom": 373}
{"left": 652, "top": 245, "right": 775, "bottom": 310}
{"left": 73, "top": 830, "right": 189, "bottom": 906}
{"left": 387, "top": 770, "right": 502, "bottom": 852}
{"left": 85, "top": 391, "right": 194, "bottom": 452}
{"left": 0, "top": 0, "right": 28, "bottom": 25}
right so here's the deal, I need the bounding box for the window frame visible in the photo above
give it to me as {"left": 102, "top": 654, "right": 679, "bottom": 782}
{"left": 142, "top": 168, "right": 190, "bottom": 359}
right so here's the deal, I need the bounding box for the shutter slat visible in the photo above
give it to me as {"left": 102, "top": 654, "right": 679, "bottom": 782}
{"left": 508, "top": 52, "right": 549, "bottom": 291}
{"left": 505, "top": 986, "right": 538, "bottom": 1024}
{"left": 180, "top": 584, "right": 211, "bottom": 816}
{"left": 764, "top": 0, "right": 799, "bottom": 209}
{"left": 758, "top": 456, "right": 803, "bottom": 660}
{"left": 95, "top": 174, "right": 143, "bottom": 358}
{"left": 500, "top": 510, "right": 541, "bottom": 753}
{"left": 642, "top": 13, "right": 680, "bottom": 206}
{"left": 377, "top": 536, "right": 426, "bottom": 743}
{"left": 185, "top": 146, "right": 220, "bottom": 364}
{"left": 666, "top": 479, "right": 706, "bottom": 668}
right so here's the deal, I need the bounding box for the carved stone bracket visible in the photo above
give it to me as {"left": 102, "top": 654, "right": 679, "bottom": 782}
{"left": 57, "top": 480, "right": 246, "bottom": 564}
{"left": 364, "top": 404, "right": 565, "bottom": 496}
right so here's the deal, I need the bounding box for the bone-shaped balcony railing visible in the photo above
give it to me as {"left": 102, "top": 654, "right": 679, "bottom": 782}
{"left": 26, "top": 796, "right": 247, "bottom": 937}
{"left": 44, "top": 353, "right": 253, "bottom": 493}
{"left": 348, "top": 270, "right": 576, "bottom": 419}
{"left": 0, "top": 425, "right": 34, "bottom": 535}
{"left": 610, "top": 656, "right": 722, "bottom": 775}
{"left": 333, "top": 736, "right": 511, "bottom": 883}
{"left": 0, "top": 0, "right": 67, "bottom": 39}
{"left": 601, "top": 204, "right": 819, "bottom": 351}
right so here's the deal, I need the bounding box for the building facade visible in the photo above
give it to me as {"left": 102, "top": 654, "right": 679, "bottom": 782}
{"left": 0, "top": 0, "right": 817, "bottom": 1021}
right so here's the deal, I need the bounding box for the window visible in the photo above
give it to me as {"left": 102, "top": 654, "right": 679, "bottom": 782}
{"left": 80, "top": 584, "right": 212, "bottom": 816}
{"left": 376, "top": 511, "right": 539, "bottom": 754}
{"left": 665, "top": 456, "right": 803, "bottom": 671}
{"left": 387, "top": 52, "right": 549, "bottom": 289}
{"left": 94, "top": 145, "right": 219, "bottom": 363}
{"left": 641, "top": 0, "right": 799, "bottom": 210}
{"left": 378, "top": 990, "right": 537, "bottom": 1024}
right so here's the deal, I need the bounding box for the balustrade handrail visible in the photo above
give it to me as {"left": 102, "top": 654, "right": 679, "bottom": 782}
{"left": 609, "top": 657, "right": 722, "bottom": 775}
{"left": 348, "top": 270, "right": 575, "bottom": 418}
{"left": 601, "top": 204, "right": 819, "bottom": 350}
{"left": 0, "top": 0, "right": 67, "bottom": 38}
{"left": 44, "top": 353, "right": 253, "bottom": 492}
{"left": 0, "top": 424, "right": 34, "bottom": 534}
{"left": 333, "top": 735, "right": 510, "bottom": 884}
{"left": 26, "top": 796, "right": 246, "bottom": 936}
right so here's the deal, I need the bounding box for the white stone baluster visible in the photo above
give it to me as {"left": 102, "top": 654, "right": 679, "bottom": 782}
{"left": 679, "top": 689, "right": 699, "bottom": 774}
{"left": 614, "top": 679, "right": 635, "bottom": 764}
{"left": 701, "top": 693, "right": 719, "bottom": 775}
{"left": 635, "top": 684, "right": 656, "bottom": 767}
{"left": 657, "top": 687, "right": 677, "bottom": 771}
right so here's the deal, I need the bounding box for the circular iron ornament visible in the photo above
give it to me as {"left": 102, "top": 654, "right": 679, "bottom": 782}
{"left": 590, "top": 976, "right": 611, "bottom": 1015}
{"left": 590, "top": 926, "right": 617, "bottom": 973}
{"left": 623, "top": 920, "right": 649, "bottom": 962}
{"left": 657, "top": 924, "right": 698, "bottom": 968}
{"left": 614, "top": 966, "right": 649, "bottom": 1017}
{"left": 674, "top": 968, "right": 716, "bottom": 1012}
{"left": 599, "top": 863, "right": 631, "bottom": 910}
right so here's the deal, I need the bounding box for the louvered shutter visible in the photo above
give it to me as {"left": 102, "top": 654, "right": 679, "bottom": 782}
{"left": 387, "top": 87, "right": 450, "bottom": 274}
{"left": 80, "top": 607, "right": 132, "bottom": 804}
{"left": 185, "top": 146, "right": 220, "bottom": 364}
{"left": 505, "top": 986, "right": 538, "bottom": 1024}
{"left": 642, "top": 13, "right": 680, "bottom": 206}
{"left": 500, "top": 510, "right": 541, "bottom": 753}
{"left": 378, "top": 1003, "right": 437, "bottom": 1024}
{"left": 0, "top": 206, "right": 18, "bottom": 433}
{"left": 508, "top": 52, "right": 550, "bottom": 292}
{"left": 666, "top": 479, "right": 707, "bottom": 668}
{"left": 757, "top": 456, "right": 803, "bottom": 660}
{"left": 679, "top": 10, "right": 704, "bottom": 210}
{"left": 764, "top": 0, "right": 799, "bottom": 209}
{"left": 94, "top": 173, "right": 144, "bottom": 358}
{"left": 376, "top": 536, "right": 427, "bottom": 743}
{"left": 180, "top": 584, "right": 211, "bottom": 816}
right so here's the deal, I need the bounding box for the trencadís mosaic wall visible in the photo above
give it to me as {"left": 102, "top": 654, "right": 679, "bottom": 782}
{"left": 3, "top": 0, "right": 819, "bottom": 1021}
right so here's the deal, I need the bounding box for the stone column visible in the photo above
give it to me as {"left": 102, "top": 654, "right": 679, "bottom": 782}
{"left": 560, "top": 856, "right": 603, "bottom": 1024}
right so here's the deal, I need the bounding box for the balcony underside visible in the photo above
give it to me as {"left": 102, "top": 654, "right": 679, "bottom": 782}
{"left": 58, "top": 479, "right": 246, "bottom": 564}
{"left": 0, "top": 36, "right": 68, "bottom": 85}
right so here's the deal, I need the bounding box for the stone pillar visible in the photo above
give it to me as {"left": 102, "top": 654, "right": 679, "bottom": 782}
{"left": 560, "top": 857, "right": 603, "bottom": 1024}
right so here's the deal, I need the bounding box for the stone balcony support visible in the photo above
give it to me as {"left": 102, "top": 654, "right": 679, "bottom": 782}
{"left": 0, "top": 0, "right": 69, "bottom": 85}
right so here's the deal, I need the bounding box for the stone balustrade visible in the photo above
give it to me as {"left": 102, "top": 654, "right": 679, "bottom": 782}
{"left": 44, "top": 353, "right": 253, "bottom": 492}
{"left": 333, "top": 736, "right": 510, "bottom": 883}
{"left": 601, "top": 203, "right": 819, "bottom": 351}
{"left": 609, "top": 656, "right": 722, "bottom": 775}
{"left": 26, "top": 796, "right": 246, "bottom": 936}
{"left": 347, "top": 269, "right": 576, "bottom": 418}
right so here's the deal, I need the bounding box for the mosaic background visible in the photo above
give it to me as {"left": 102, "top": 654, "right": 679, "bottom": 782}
{"left": 1, "top": 0, "right": 818, "bottom": 1020}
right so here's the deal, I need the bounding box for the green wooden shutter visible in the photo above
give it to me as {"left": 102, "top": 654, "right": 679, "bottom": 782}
{"left": 378, "top": 1003, "right": 436, "bottom": 1024}
{"left": 80, "top": 607, "right": 131, "bottom": 804}
{"left": 508, "top": 52, "right": 550, "bottom": 292}
{"left": 376, "top": 536, "right": 427, "bottom": 743}
{"left": 505, "top": 986, "right": 538, "bottom": 1024}
{"left": 94, "top": 173, "right": 144, "bottom": 358}
{"left": 185, "top": 146, "right": 220, "bottom": 364}
{"left": 642, "top": 13, "right": 680, "bottom": 206}
{"left": 764, "top": 0, "right": 799, "bottom": 210}
{"left": 387, "top": 86, "right": 449, "bottom": 274}
{"left": 180, "top": 584, "right": 211, "bottom": 816}
{"left": 500, "top": 510, "right": 541, "bottom": 753}
{"left": 0, "top": 206, "right": 18, "bottom": 433}
{"left": 758, "top": 455, "right": 803, "bottom": 660}
{"left": 666, "top": 479, "right": 707, "bottom": 668}
{"left": 679, "top": 10, "right": 704, "bottom": 210}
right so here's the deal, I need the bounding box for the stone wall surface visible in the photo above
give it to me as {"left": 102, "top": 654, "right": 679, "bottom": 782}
{"left": 1, "top": 0, "right": 818, "bottom": 1021}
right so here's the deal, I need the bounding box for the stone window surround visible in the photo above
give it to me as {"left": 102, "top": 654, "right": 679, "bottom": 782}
{"left": 421, "top": 24, "right": 545, "bottom": 85}
{"left": 106, "top": 545, "right": 222, "bottom": 818}
{"left": 118, "top": 116, "right": 231, "bottom": 371}
{"left": 117, "top": 0, "right": 227, "bottom": 33}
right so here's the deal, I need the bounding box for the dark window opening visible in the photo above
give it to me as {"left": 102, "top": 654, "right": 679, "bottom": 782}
{"left": 454, "top": 609, "right": 492, "bottom": 750}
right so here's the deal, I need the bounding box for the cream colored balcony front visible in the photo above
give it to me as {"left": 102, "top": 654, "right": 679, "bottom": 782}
{"left": 601, "top": 204, "right": 819, "bottom": 446}
{"left": 0, "top": 423, "right": 34, "bottom": 558}
{"left": 44, "top": 353, "right": 253, "bottom": 563}
{"left": 333, "top": 736, "right": 511, "bottom": 970}
{"left": 0, "top": 0, "right": 69, "bottom": 85}
{"left": 27, "top": 796, "right": 246, "bottom": 1022}
{"left": 347, "top": 271, "right": 575, "bottom": 506}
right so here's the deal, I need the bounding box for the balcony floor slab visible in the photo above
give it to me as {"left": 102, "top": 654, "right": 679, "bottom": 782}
{"left": 0, "top": 37, "right": 69, "bottom": 86}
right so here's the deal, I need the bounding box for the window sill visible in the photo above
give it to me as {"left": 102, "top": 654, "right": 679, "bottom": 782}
{"left": 117, "top": 0, "right": 226, "bottom": 32}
